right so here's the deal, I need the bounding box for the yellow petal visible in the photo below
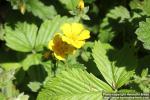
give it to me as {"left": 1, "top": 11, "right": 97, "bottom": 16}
{"left": 60, "top": 23, "right": 71, "bottom": 37}
{"left": 73, "top": 41, "right": 85, "bottom": 48}
{"left": 54, "top": 53, "right": 65, "bottom": 61}
{"left": 71, "top": 23, "right": 84, "bottom": 35}
{"left": 78, "top": 30, "right": 90, "bottom": 40}
{"left": 62, "top": 36, "right": 73, "bottom": 45}
{"left": 48, "top": 40, "right": 54, "bottom": 50}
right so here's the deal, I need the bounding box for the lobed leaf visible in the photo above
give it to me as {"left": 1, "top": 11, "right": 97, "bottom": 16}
{"left": 4, "top": 16, "right": 69, "bottom": 52}
{"left": 37, "top": 68, "right": 113, "bottom": 100}
{"left": 4, "top": 22, "right": 38, "bottom": 52}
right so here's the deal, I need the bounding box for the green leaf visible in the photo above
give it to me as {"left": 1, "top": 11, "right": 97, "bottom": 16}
{"left": 129, "top": 0, "right": 143, "bottom": 10}
{"left": 81, "top": 14, "right": 90, "bottom": 20}
{"left": 0, "top": 69, "right": 15, "bottom": 88}
{"left": 92, "top": 41, "right": 114, "bottom": 87}
{"left": 136, "top": 18, "right": 150, "bottom": 50}
{"left": 107, "top": 6, "right": 130, "bottom": 22}
{"left": 35, "top": 16, "right": 68, "bottom": 51}
{"left": 37, "top": 68, "right": 113, "bottom": 100}
{"left": 99, "top": 6, "right": 130, "bottom": 43}
{"left": 5, "top": 16, "right": 69, "bottom": 52}
{"left": 4, "top": 22, "right": 38, "bottom": 52}
{"left": 22, "top": 53, "right": 42, "bottom": 70}
{"left": 15, "top": 93, "right": 29, "bottom": 100}
{"left": 27, "top": 82, "right": 42, "bottom": 92}
{"left": 26, "top": 0, "right": 57, "bottom": 20}
{"left": 143, "top": 0, "right": 150, "bottom": 16}
{"left": 99, "top": 18, "right": 115, "bottom": 43}
{"left": 129, "top": 0, "right": 150, "bottom": 16}
{"left": 59, "top": 0, "right": 80, "bottom": 10}
{"left": 111, "top": 45, "right": 137, "bottom": 88}
{"left": 92, "top": 41, "right": 136, "bottom": 89}
{"left": 0, "top": 63, "right": 21, "bottom": 71}
{"left": 141, "top": 68, "right": 148, "bottom": 77}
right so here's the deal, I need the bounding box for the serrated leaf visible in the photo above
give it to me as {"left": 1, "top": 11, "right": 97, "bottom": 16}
{"left": 26, "top": 0, "right": 57, "bottom": 20}
{"left": 35, "top": 16, "right": 68, "bottom": 51}
{"left": 59, "top": 0, "right": 80, "bottom": 10}
{"left": 136, "top": 18, "right": 150, "bottom": 50}
{"left": 92, "top": 41, "right": 114, "bottom": 87}
{"left": 92, "top": 41, "right": 136, "bottom": 89}
{"left": 22, "top": 53, "right": 42, "bottom": 70}
{"left": 107, "top": 6, "right": 130, "bottom": 22}
{"left": 4, "top": 22, "right": 38, "bottom": 52}
{"left": 130, "top": 0, "right": 150, "bottom": 16}
{"left": 99, "top": 6, "right": 130, "bottom": 43}
{"left": 37, "top": 68, "right": 113, "bottom": 100}
{"left": 5, "top": 16, "right": 70, "bottom": 52}
{"left": 129, "top": 0, "right": 143, "bottom": 10}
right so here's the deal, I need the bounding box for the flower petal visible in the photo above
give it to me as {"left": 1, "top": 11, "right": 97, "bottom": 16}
{"left": 62, "top": 36, "right": 73, "bottom": 45}
{"left": 73, "top": 41, "right": 85, "bottom": 48}
{"left": 48, "top": 40, "right": 54, "bottom": 50}
{"left": 61, "top": 23, "right": 71, "bottom": 37}
{"left": 78, "top": 30, "right": 90, "bottom": 40}
{"left": 54, "top": 53, "right": 65, "bottom": 61}
{"left": 71, "top": 23, "right": 84, "bottom": 35}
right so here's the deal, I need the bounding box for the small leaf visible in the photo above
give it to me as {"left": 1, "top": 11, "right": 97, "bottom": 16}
{"left": 15, "top": 93, "right": 29, "bottom": 100}
{"left": 81, "top": 14, "right": 90, "bottom": 20}
{"left": 28, "top": 82, "right": 42, "bottom": 92}
{"left": 22, "top": 53, "right": 42, "bottom": 70}
{"left": 136, "top": 18, "right": 150, "bottom": 50}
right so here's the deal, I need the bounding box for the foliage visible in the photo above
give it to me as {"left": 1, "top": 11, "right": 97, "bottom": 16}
{"left": 37, "top": 68, "right": 111, "bottom": 100}
{"left": 136, "top": 18, "right": 150, "bottom": 50}
{"left": 0, "top": 0, "right": 150, "bottom": 100}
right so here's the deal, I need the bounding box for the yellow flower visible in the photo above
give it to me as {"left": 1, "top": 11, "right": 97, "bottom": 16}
{"left": 61, "top": 23, "right": 90, "bottom": 48}
{"left": 78, "top": 0, "right": 84, "bottom": 10}
{"left": 48, "top": 34, "right": 75, "bottom": 60}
